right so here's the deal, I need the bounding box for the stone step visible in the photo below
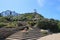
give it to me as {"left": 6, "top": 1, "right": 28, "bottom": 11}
{"left": 6, "top": 29, "right": 41, "bottom": 40}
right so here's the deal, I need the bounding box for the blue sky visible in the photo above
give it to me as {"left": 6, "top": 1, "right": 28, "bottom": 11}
{"left": 0, "top": 0, "right": 60, "bottom": 20}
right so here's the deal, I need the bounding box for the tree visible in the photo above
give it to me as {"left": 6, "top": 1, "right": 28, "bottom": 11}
{"left": 0, "top": 13, "right": 2, "bottom": 17}
{"left": 37, "top": 19, "right": 59, "bottom": 33}
{"left": 57, "top": 21, "right": 60, "bottom": 32}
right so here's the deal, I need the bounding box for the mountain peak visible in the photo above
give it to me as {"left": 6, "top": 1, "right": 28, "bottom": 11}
{"left": 1, "top": 10, "right": 18, "bottom": 16}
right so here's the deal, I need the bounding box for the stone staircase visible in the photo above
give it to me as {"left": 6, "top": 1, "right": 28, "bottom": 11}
{"left": 25, "top": 29, "right": 41, "bottom": 38}
{"left": 6, "top": 28, "right": 41, "bottom": 40}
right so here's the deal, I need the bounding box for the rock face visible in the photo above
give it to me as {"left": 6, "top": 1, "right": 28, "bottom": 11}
{"left": 37, "top": 33, "right": 60, "bottom": 40}
{"left": 0, "top": 28, "right": 19, "bottom": 40}
{"left": 5, "top": 28, "right": 41, "bottom": 40}
{"left": 1, "top": 10, "right": 18, "bottom": 16}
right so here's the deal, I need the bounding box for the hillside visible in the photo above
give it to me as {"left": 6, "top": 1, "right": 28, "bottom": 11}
{"left": 0, "top": 10, "right": 60, "bottom": 32}
{"left": 0, "top": 10, "right": 60, "bottom": 39}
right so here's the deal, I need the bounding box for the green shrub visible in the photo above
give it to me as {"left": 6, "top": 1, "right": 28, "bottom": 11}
{"left": 5, "top": 22, "right": 17, "bottom": 28}
{"left": 0, "top": 17, "right": 8, "bottom": 22}
{"left": 0, "top": 23, "right": 7, "bottom": 28}
{"left": 40, "top": 30, "right": 48, "bottom": 36}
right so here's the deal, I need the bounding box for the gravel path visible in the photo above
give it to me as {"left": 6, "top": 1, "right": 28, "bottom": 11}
{"left": 37, "top": 33, "right": 60, "bottom": 40}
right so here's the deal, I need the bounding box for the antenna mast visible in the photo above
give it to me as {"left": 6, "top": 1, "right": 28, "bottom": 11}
{"left": 34, "top": 9, "right": 37, "bottom": 14}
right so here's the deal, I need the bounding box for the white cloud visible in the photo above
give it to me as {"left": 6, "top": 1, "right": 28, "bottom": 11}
{"left": 37, "top": 0, "right": 60, "bottom": 12}
{"left": 37, "top": 0, "right": 55, "bottom": 8}
{"left": 37, "top": 0, "right": 46, "bottom": 7}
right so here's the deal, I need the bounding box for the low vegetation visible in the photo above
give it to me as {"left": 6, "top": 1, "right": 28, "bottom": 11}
{"left": 0, "top": 10, "right": 60, "bottom": 33}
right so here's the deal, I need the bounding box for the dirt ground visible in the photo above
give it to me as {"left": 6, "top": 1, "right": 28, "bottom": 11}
{"left": 37, "top": 33, "right": 60, "bottom": 40}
